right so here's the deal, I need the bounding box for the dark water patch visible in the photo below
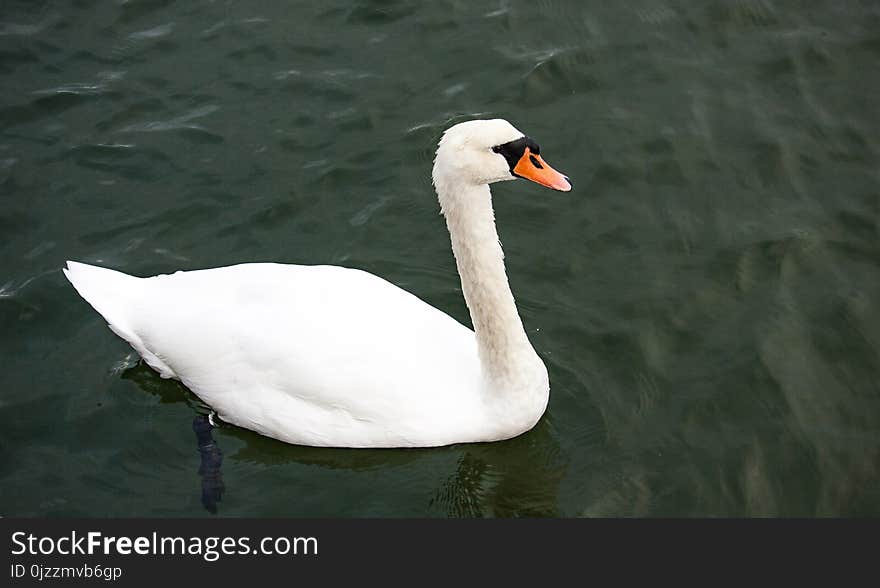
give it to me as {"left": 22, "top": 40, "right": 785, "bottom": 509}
{"left": 344, "top": 1, "right": 419, "bottom": 25}
{"left": 78, "top": 202, "right": 221, "bottom": 247}
{"left": 65, "top": 49, "right": 119, "bottom": 67}
{"left": 586, "top": 162, "right": 641, "bottom": 196}
{"left": 833, "top": 207, "right": 878, "bottom": 244}
{"left": 276, "top": 75, "right": 356, "bottom": 103}
{"left": 63, "top": 143, "right": 181, "bottom": 181}
{"left": 647, "top": 159, "right": 686, "bottom": 186}
{"left": 95, "top": 97, "right": 166, "bottom": 132}
{"left": 0, "top": 156, "right": 18, "bottom": 187}
{"left": 0, "top": 46, "right": 40, "bottom": 75}
{"left": 287, "top": 43, "right": 337, "bottom": 58}
{"left": 173, "top": 127, "right": 224, "bottom": 144}
{"left": 115, "top": 0, "right": 178, "bottom": 26}
{"left": 503, "top": 46, "right": 602, "bottom": 107}
{"left": 850, "top": 36, "right": 880, "bottom": 57}
{"left": 249, "top": 201, "right": 298, "bottom": 231}
{"left": 0, "top": 272, "right": 84, "bottom": 358}
{"left": 757, "top": 56, "right": 796, "bottom": 81}
{"left": 642, "top": 137, "right": 674, "bottom": 155}
{"left": 226, "top": 43, "right": 278, "bottom": 63}
{"left": 800, "top": 43, "right": 832, "bottom": 72}
{"left": 825, "top": 240, "right": 880, "bottom": 271}
{"left": 706, "top": 0, "right": 779, "bottom": 30}
{"left": 752, "top": 139, "right": 785, "bottom": 186}
{"left": 826, "top": 125, "right": 875, "bottom": 164}
{"left": 0, "top": 100, "right": 63, "bottom": 134}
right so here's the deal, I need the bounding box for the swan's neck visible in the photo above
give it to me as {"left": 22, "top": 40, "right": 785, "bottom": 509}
{"left": 436, "top": 180, "right": 541, "bottom": 388}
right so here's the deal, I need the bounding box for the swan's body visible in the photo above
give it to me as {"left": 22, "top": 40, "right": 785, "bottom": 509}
{"left": 65, "top": 119, "right": 571, "bottom": 448}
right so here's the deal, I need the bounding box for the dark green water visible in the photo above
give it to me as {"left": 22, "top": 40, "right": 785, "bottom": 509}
{"left": 2, "top": 0, "right": 879, "bottom": 516}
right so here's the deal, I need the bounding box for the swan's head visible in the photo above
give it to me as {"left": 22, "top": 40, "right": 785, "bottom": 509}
{"left": 432, "top": 119, "right": 571, "bottom": 192}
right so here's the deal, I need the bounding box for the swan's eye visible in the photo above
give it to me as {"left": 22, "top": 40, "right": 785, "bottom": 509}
{"left": 492, "top": 136, "right": 540, "bottom": 173}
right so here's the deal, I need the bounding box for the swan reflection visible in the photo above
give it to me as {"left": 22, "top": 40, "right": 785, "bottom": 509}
{"left": 192, "top": 415, "right": 225, "bottom": 514}
{"left": 125, "top": 361, "right": 567, "bottom": 516}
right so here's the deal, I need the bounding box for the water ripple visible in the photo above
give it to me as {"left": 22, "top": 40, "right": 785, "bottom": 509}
{"left": 128, "top": 22, "right": 175, "bottom": 41}
{"left": 32, "top": 71, "right": 125, "bottom": 97}
{"left": 118, "top": 104, "right": 220, "bottom": 133}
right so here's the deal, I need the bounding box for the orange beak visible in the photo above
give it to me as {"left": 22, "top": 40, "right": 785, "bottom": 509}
{"left": 513, "top": 147, "right": 571, "bottom": 192}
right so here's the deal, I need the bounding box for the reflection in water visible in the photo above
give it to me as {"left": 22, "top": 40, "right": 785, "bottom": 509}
{"left": 121, "top": 362, "right": 204, "bottom": 409}
{"left": 123, "top": 363, "right": 227, "bottom": 514}
{"left": 429, "top": 424, "right": 568, "bottom": 517}
{"left": 123, "top": 361, "right": 567, "bottom": 516}
{"left": 193, "top": 415, "right": 225, "bottom": 515}
{"left": 219, "top": 414, "right": 568, "bottom": 517}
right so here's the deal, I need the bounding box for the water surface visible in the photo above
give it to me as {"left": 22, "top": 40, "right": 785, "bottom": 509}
{"left": 1, "top": 0, "right": 879, "bottom": 516}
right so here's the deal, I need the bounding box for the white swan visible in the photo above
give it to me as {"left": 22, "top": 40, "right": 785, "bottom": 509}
{"left": 64, "top": 119, "right": 572, "bottom": 448}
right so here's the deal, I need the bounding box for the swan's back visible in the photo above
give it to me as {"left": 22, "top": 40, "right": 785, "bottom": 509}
{"left": 65, "top": 261, "right": 486, "bottom": 447}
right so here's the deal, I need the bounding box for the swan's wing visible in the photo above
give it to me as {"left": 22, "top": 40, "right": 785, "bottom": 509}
{"left": 68, "top": 262, "right": 484, "bottom": 446}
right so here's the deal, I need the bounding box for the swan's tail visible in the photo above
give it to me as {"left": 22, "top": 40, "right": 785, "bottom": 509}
{"left": 63, "top": 261, "right": 177, "bottom": 378}
{"left": 64, "top": 261, "right": 138, "bottom": 331}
